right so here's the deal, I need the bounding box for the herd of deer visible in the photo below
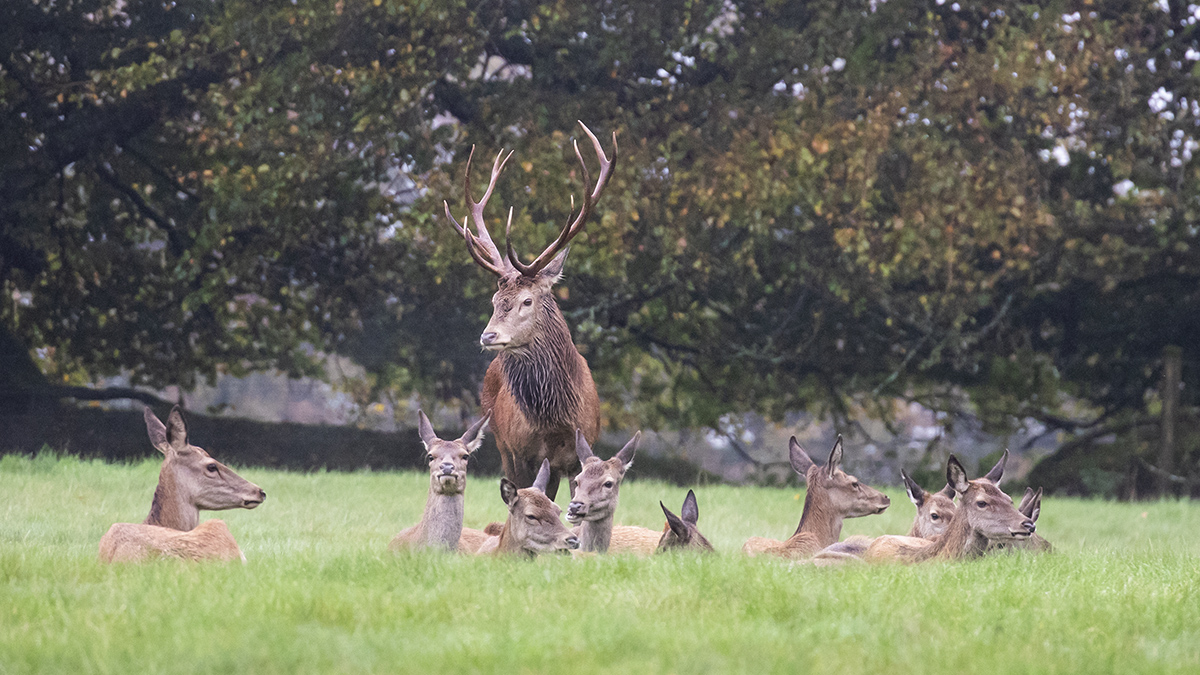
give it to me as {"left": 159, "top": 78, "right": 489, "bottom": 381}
{"left": 98, "top": 122, "right": 1048, "bottom": 564}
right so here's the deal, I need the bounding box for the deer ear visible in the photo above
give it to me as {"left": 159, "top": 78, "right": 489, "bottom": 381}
{"left": 983, "top": 449, "right": 1009, "bottom": 484}
{"left": 532, "top": 459, "right": 551, "bottom": 494}
{"left": 661, "top": 502, "right": 689, "bottom": 540}
{"left": 460, "top": 415, "right": 489, "bottom": 452}
{"left": 902, "top": 470, "right": 926, "bottom": 508}
{"left": 537, "top": 247, "right": 569, "bottom": 284}
{"left": 144, "top": 407, "right": 169, "bottom": 454}
{"left": 788, "top": 437, "right": 815, "bottom": 478}
{"left": 575, "top": 429, "right": 595, "bottom": 464}
{"left": 1028, "top": 488, "right": 1043, "bottom": 523}
{"left": 165, "top": 406, "right": 188, "bottom": 450}
{"left": 1016, "top": 487, "right": 1035, "bottom": 513}
{"left": 946, "top": 455, "right": 970, "bottom": 495}
{"left": 500, "top": 478, "right": 519, "bottom": 507}
{"left": 938, "top": 483, "right": 957, "bottom": 500}
{"left": 681, "top": 489, "right": 700, "bottom": 525}
{"left": 417, "top": 410, "right": 438, "bottom": 448}
{"left": 826, "top": 435, "right": 844, "bottom": 478}
{"left": 615, "top": 431, "right": 640, "bottom": 470}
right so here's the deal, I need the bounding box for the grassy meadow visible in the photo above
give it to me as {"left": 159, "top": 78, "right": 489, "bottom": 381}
{"left": 2, "top": 451, "right": 1199, "bottom": 674}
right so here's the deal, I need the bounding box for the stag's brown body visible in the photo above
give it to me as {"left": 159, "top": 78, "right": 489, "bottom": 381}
{"left": 99, "top": 407, "right": 265, "bottom": 563}
{"left": 445, "top": 121, "right": 616, "bottom": 500}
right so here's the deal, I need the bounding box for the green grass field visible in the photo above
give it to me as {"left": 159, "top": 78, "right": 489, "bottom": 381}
{"left": 2, "top": 452, "right": 1199, "bottom": 674}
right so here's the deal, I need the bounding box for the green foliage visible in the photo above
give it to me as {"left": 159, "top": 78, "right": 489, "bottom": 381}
{"left": 3, "top": 455, "right": 1200, "bottom": 673}
{"left": 3, "top": 1, "right": 1198, "bottom": 439}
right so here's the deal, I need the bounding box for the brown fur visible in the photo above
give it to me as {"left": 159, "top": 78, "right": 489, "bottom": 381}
{"left": 446, "top": 124, "right": 615, "bottom": 501}
{"left": 389, "top": 411, "right": 489, "bottom": 553}
{"left": 656, "top": 490, "right": 715, "bottom": 553}
{"left": 991, "top": 487, "right": 1052, "bottom": 553}
{"left": 475, "top": 459, "right": 579, "bottom": 556}
{"left": 743, "top": 436, "right": 890, "bottom": 559}
{"left": 99, "top": 406, "right": 264, "bottom": 563}
{"left": 566, "top": 430, "right": 640, "bottom": 553}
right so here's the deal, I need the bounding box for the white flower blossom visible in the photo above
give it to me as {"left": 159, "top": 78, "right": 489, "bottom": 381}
{"left": 1149, "top": 87, "right": 1174, "bottom": 113}
{"left": 1113, "top": 179, "right": 1135, "bottom": 198}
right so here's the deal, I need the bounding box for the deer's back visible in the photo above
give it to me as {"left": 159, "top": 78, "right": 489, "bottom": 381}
{"left": 457, "top": 527, "right": 492, "bottom": 554}
{"left": 606, "top": 525, "right": 662, "bottom": 556}
{"left": 99, "top": 520, "right": 243, "bottom": 563}
{"left": 863, "top": 534, "right": 933, "bottom": 563}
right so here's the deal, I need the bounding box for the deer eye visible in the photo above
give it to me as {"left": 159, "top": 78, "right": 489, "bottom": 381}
{"left": 522, "top": 298, "right": 533, "bottom": 307}
{"left": 603, "top": 481, "right": 614, "bottom": 489}
{"left": 525, "top": 514, "right": 538, "bottom": 522}
{"left": 851, "top": 481, "right": 860, "bottom": 489}
{"left": 206, "top": 464, "right": 218, "bottom": 473}
{"left": 460, "top": 454, "right": 469, "bottom": 461}
{"left": 930, "top": 513, "right": 939, "bottom": 520}
{"left": 976, "top": 500, "right": 988, "bottom": 508}
{"left": 426, "top": 454, "right": 434, "bottom": 463}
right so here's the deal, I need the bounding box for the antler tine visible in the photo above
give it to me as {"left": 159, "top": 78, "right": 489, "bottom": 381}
{"left": 508, "top": 121, "right": 618, "bottom": 276}
{"left": 449, "top": 144, "right": 516, "bottom": 277}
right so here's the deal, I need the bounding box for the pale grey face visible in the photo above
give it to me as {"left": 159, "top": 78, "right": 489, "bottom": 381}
{"left": 567, "top": 458, "right": 627, "bottom": 524}
{"left": 425, "top": 439, "right": 473, "bottom": 496}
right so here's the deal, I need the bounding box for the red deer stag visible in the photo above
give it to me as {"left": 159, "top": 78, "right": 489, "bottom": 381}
{"left": 444, "top": 121, "right": 616, "bottom": 500}
{"left": 99, "top": 407, "right": 265, "bottom": 562}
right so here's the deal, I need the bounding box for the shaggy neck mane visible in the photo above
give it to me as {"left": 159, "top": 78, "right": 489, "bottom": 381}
{"left": 500, "top": 298, "right": 582, "bottom": 427}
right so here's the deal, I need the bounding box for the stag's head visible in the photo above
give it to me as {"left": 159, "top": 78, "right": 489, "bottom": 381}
{"left": 789, "top": 436, "right": 890, "bottom": 517}
{"left": 902, "top": 470, "right": 957, "bottom": 539}
{"left": 566, "top": 430, "right": 639, "bottom": 524}
{"left": 657, "top": 490, "right": 715, "bottom": 553}
{"left": 416, "top": 410, "right": 487, "bottom": 496}
{"left": 144, "top": 406, "right": 265, "bottom": 511}
{"left": 499, "top": 459, "right": 580, "bottom": 555}
{"left": 443, "top": 122, "right": 617, "bottom": 354}
{"left": 946, "top": 454, "right": 1035, "bottom": 542}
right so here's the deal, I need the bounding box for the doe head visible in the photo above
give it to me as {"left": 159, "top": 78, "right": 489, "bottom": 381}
{"left": 499, "top": 459, "right": 579, "bottom": 555}
{"left": 656, "top": 490, "right": 715, "bottom": 553}
{"left": 567, "top": 430, "right": 639, "bottom": 524}
{"left": 144, "top": 406, "right": 265, "bottom": 511}
{"left": 789, "top": 436, "right": 890, "bottom": 517}
{"left": 417, "top": 410, "right": 488, "bottom": 496}
{"left": 946, "top": 455, "right": 1035, "bottom": 542}
{"left": 902, "top": 469, "right": 957, "bottom": 539}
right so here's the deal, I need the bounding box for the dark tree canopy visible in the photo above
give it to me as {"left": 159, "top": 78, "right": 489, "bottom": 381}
{"left": 3, "top": 1, "right": 1198, "bottom": 472}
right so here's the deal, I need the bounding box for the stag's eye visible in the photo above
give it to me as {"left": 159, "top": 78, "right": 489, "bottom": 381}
{"left": 522, "top": 298, "right": 533, "bottom": 307}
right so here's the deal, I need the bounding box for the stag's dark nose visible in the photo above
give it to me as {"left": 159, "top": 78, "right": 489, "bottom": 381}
{"left": 440, "top": 462, "right": 455, "bottom": 475}
{"left": 565, "top": 535, "right": 580, "bottom": 550}
{"left": 480, "top": 332, "right": 498, "bottom": 346}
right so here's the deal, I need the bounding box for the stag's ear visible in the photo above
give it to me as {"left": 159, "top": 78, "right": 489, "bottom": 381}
{"left": 417, "top": 410, "right": 438, "bottom": 448}
{"left": 500, "top": 478, "right": 519, "bottom": 507}
{"left": 532, "top": 459, "right": 551, "bottom": 494}
{"left": 537, "top": 247, "right": 570, "bottom": 285}
{"left": 902, "top": 470, "right": 926, "bottom": 508}
{"left": 575, "top": 429, "right": 596, "bottom": 464}
{"left": 681, "top": 489, "right": 700, "bottom": 525}
{"left": 946, "top": 455, "right": 970, "bottom": 495}
{"left": 165, "top": 406, "right": 188, "bottom": 451}
{"left": 938, "top": 483, "right": 957, "bottom": 500}
{"left": 144, "top": 407, "right": 169, "bottom": 454}
{"left": 615, "top": 431, "right": 640, "bottom": 470}
{"left": 661, "top": 502, "right": 689, "bottom": 540}
{"left": 789, "top": 437, "right": 815, "bottom": 478}
{"left": 983, "top": 449, "right": 1009, "bottom": 484}
{"left": 460, "top": 415, "right": 489, "bottom": 452}
{"left": 826, "top": 435, "right": 844, "bottom": 479}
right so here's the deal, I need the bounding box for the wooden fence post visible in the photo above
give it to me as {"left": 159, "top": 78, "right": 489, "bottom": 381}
{"left": 1158, "top": 345, "right": 1182, "bottom": 497}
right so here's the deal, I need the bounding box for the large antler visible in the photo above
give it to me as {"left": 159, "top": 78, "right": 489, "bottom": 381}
{"left": 506, "top": 121, "right": 618, "bottom": 277}
{"left": 444, "top": 146, "right": 517, "bottom": 277}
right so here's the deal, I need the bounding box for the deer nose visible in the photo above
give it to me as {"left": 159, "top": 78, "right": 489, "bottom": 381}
{"left": 258, "top": 488, "right": 266, "bottom": 501}
{"left": 565, "top": 535, "right": 580, "bottom": 550}
{"left": 1023, "top": 520, "right": 1036, "bottom": 534}
{"left": 480, "top": 332, "right": 498, "bottom": 346}
{"left": 440, "top": 462, "right": 455, "bottom": 475}
{"left": 568, "top": 501, "right": 584, "bottom": 515}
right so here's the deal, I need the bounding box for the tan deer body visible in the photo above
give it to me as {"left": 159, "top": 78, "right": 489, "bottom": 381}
{"left": 743, "top": 436, "right": 890, "bottom": 559}
{"left": 98, "top": 407, "right": 265, "bottom": 563}
{"left": 390, "top": 412, "right": 489, "bottom": 553}
{"left": 864, "top": 454, "right": 1035, "bottom": 563}
{"left": 476, "top": 459, "right": 580, "bottom": 556}
{"left": 446, "top": 122, "right": 616, "bottom": 500}
{"left": 657, "top": 490, "right": 715, "bottom": 553}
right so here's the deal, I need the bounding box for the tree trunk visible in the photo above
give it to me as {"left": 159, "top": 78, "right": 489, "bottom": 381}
{"left": 1157, "top": 345, "right": 1182, "bottom": 498}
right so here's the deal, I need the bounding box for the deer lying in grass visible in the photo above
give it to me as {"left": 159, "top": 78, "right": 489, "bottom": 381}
{"left": 389, "top": 411, "right": 490, "bottom": 553}
{"left": 476, "top": 459, "right": 580, "bottom": 556}
{"left": 990, "top": 487, "right": 1052, "bottom": 553}
{"left": 98, "top": 407, "right": 265, "bottom": 563}
{"left": 860, "top": 454, "right": 1035, "bottom": 563}
{"left": 565, "top": 430, "right": 657, "bottom": 554}
{"left": 815, "top": 468, "right": 959, "bottom": 560}
{"left": 657, "top": 490, "right": 715, "bottom": 553}
{"left": 742, "top": 436, "right": 890, "bottom": 559}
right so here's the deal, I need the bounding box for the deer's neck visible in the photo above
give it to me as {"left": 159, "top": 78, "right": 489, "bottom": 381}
{"left": 794, "top": 486, "right": 842, "bottom": 548}
{"left": 494, "top": 518, "right": 535, "bottom": 558}
{"left": 144, "top": 468, "right": 199, "bottom": 531}
{"left": 927, "top": 516, "right": 990, "bottom": 561}
{"left": 905, "top": 517, "right": 921, "bottom": 538}
{"left": 578, "top": 512, "right": 614, "bottom": 553}
{"left": 419, "top": 489, "right": 464, "bottom": 550}
{"left": 501, "top": 305, "right": 582, "bottom": 427}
